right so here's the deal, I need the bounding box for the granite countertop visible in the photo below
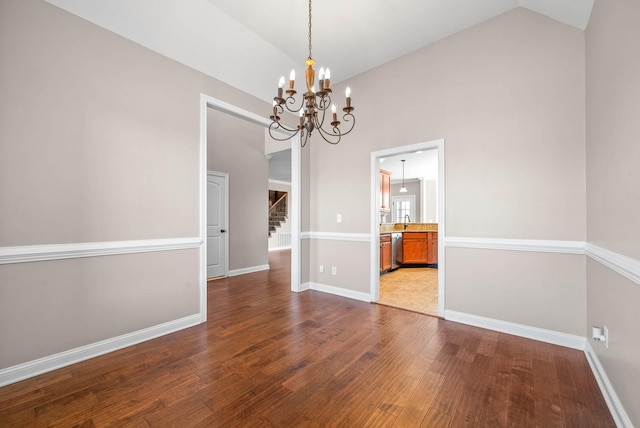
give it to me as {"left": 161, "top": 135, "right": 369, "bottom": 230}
{"left": 380, "top": 223, "right": 438, "bottom": 234}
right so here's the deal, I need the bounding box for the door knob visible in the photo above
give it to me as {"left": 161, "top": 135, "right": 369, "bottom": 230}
{"left": 220, "top": 229, "right": 226, "bottom": 233}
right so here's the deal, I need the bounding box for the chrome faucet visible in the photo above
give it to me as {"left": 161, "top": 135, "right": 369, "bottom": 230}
{"left": 403, "top": 214, "right": 410, "bottom": 230}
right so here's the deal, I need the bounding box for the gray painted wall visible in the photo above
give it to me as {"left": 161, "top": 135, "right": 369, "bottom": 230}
{"left": 309, "top": 8, "right": 587, "bottom": 332}
{"left": 586, "top": 0, "right": 640, "bottom": 422}
{"left": 207, "top": 108, "right": 269, "bottom": 271}
{"left": 0, "top": 0, "right": 269, "bottom": 369}
{"left": 2, "top": 2, "right": 639, "bottom": 422}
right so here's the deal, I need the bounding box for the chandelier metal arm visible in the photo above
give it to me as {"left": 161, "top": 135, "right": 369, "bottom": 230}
{"left": 268, "top": 0, "right": 355, "bottom": 147}
{"left": 268, "top": 122, "right": 301, "bottom": 142}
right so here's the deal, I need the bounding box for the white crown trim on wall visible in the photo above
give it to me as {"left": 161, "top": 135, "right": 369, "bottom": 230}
{"left": 0, "top": 238, "right": 202, "bottom": 265}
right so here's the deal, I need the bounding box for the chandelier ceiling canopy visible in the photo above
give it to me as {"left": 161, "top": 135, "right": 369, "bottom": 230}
{"left": 269, "top": 0, "right": 355, "bottom": 147}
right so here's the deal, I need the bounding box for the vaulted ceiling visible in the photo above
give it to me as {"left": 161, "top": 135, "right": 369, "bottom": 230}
{"left": 44, "top": 0, "right": 593, "bottom": 104}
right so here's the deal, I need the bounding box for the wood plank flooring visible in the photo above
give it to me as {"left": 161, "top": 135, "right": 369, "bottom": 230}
{"left": 0, "top": 249, "right": 614, "bottom": 426}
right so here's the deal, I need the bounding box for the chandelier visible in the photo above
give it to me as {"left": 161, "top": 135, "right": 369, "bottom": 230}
{"left": 269, "top": 0, "right": 355, "bottom": 147}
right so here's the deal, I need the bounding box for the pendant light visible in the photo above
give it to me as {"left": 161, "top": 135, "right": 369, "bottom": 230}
{"left": 400, "top": 160, "right": 408, "bottom": 193}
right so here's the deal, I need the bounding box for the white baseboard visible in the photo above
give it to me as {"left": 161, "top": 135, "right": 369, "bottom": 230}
{"left": 445, "top": 310, "right": 586, "bottom": 350}
{"left": 584, "top": 342, "right": 633, "bottom": 428}
{"left": 305, "top": 282, "right": 371, "bottom": 302}
{"left": 228, "top": 264, "right": 270, "bottom": 277}
{"left": 0, "top": 314, "right": 201, "bottom": 387}
{"left": 445, "top": 310, "right": 632, "bottom": 426}
{"left": 299, "top": 282, "right": 311, "bottom": 292}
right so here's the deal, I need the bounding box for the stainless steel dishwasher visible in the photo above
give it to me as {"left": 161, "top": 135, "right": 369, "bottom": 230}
{"left": 391, "top": 232, "right": 403, "bottom": 270}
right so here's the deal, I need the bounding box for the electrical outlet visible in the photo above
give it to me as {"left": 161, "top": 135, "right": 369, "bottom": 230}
{"left": 331, "top": 266, "right": 337, "bottom": 275}
{"left": 604, "top": 325, "right": 609, "bottom": 349}
{"left": 319, "top": 265, "right": 324, "bottom": 273}
{"left": 337, "top": 214, "right": 342, "bottom": 223}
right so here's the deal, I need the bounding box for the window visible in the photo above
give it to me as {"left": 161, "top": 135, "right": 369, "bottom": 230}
{"left": 392, "top": 195, "right": 416, "bottom": 223}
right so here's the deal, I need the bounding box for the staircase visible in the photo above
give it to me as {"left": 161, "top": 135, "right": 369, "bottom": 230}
{"left": 269, "top": 191, "right": 288, "bottom": 237}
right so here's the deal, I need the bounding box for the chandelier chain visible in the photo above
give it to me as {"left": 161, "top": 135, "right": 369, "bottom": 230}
{"left": 268, "top": 0, "right": 355, "bottom": 147}
{"left": 308, "top": 0, "right": 312, "bottom": 59}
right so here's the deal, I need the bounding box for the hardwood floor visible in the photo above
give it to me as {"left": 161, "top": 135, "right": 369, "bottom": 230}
{"left": 0, "top": 249, "right": 614, "bottom": 427}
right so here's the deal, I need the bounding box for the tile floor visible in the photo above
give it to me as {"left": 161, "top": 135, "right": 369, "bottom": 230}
{"left": 378, "top": 267, "right": 438, "bottom": 316}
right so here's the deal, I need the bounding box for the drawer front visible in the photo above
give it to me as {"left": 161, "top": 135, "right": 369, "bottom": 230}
{"left": 403, "top": 232, "right": 427, "bottom": 240}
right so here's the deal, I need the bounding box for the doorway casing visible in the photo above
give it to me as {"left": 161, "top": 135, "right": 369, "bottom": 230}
{"left": 370, "top": 139, "right": 445, "bottom": 317}
{"left": 199, "top": 94, "right": 302, "bottom": 324}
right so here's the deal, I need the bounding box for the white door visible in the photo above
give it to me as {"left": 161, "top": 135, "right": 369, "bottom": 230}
{"left": 207, "top": 172, "right": 228, "bottom": 278}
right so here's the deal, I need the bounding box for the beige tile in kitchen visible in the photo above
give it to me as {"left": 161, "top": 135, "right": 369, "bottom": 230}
{"left": 378, "top": 267, "right": 438, "bottom": 316}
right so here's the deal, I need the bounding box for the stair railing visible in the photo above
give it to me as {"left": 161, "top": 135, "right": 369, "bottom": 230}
{"left": 269, "top": 193, "right": 288, "bottom": 215}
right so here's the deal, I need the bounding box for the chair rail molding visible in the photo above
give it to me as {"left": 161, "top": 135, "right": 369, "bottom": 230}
{"left": 0, "top": 238, "right": 202, "bottom": 265}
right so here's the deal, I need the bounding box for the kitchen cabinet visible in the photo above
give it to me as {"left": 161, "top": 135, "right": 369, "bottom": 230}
{"left": 402, "top": 232, "right": 428, "bottom": 264}
{"left": 380, "top": 169, "right": 391, "bottom": 210}
{"left": 427, "top": 232, "right": 438, "bottom": 264}
{"left": 402, "top": 231, "right": 438, "bottom": 265}
{"left": 380, "top": 234, "right": 392, "bottom": 272}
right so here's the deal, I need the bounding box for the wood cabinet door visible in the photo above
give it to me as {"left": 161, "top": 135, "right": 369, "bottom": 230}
{"left": 427, "top": 232, "right": 438, "bottom": 264}
{"left": 380, "top": 234, "right": 392, "bottom": 271}
{"left": 402, "top": 239, "right": 428, "bottom": 264}
{"left": 380, "top": 170, "right": 391, "bottom": 209}
{"left": 381, "top": 241, "right": 392, "bottom": 271}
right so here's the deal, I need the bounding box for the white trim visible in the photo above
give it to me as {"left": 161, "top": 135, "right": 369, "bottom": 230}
{"left": 301, "top": 231, "right": 371, "bottom": 242}
{"left": 290, "top": 135, "right": 302, "bottom": 293}
{"left": 584, "top": 243, "right": 640, "bottom": 286}
{"left": 199, "top": 94, "right": 209, "bottom": 322}
{"left": 370, "top": 139, "right": 446, "bottom": 316}
{"left": 201, "top": 94, "right": 301, "bottom": 295}
{"left": 268, "top": 179, "right": 292, "bottom": 186}
{"left": 300, "top": 282, "right": 311, "bottom": 292}
{"left": 445, "top": 310, "right": 586, "bottom": 350}
{"left": 0, "top": 314, "right": 201, "bottom": 387}
{"left": 306, "top": 282, "right": 371, "bottom": 302}
{"left": 0, "top": 238, "right": 201, "bottom": 265}
{"left": 206, "top": 96, "right": 276, "bottom": 131}
{"left": 268, "top": 246, "right": 292, "bottom": 252}
{"left": 444, "top": 238, "right": 640, "bottom": 287}
{"left": 444, "top": 236, "right": 585, "bottom": 254}
{"left": 444, "top": 310, "right": 633, "bottom": 426}
{"left": 584, "top": 342, "right": 634, "bottom": 428}
{"left": 228, "top": 264, "right": 270, "bottom": 277}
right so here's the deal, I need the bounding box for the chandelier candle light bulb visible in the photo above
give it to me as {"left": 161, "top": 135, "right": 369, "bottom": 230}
{"left": 278, "top": 76, "right": 285, "bottom": 98}
{"left": 268, "top": 0, "right": 355, "bottom": 147}
{"left": 323, "top": 68, "right": 331, "bottom": 91}
{"left": 330, "top": 104, "right": 340, "bottom": 128}
{"left": 289, "top": 70, "right": 296, "bottom": 91}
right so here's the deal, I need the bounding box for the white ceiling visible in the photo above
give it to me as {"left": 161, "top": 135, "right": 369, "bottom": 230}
{"left": 44, "top": 0, "right": 594, "bottom": 103}
{"left": 381, "top": 150, "right": 439, "bottom": 182}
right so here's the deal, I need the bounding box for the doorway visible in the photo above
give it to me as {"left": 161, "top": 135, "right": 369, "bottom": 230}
{"left": 369, "top": 139, "right": 445, "bottom": 317}
{"left": 199, "top": 95, "right": 303, "bottom": 322}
